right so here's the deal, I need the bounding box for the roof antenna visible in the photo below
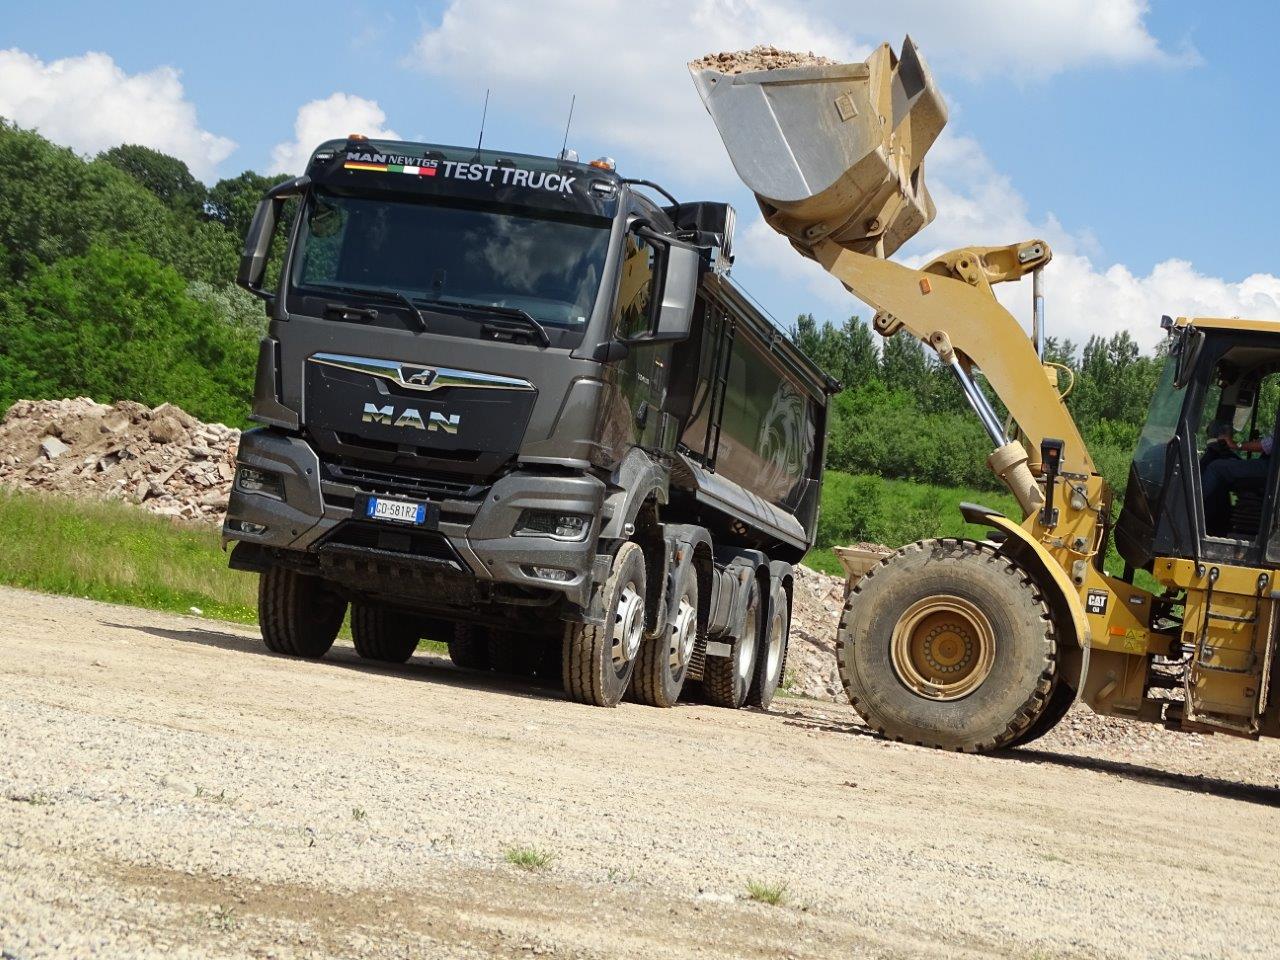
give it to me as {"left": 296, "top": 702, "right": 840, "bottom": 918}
{"left": 559, "top": 94, "right": 576, "bottom": 160}
{"left": 476, "top": 88, "right": 490, "bottom": 153}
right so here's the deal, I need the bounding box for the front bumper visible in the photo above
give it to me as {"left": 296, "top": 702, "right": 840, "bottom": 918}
{"left": 222, "top": 429, "right": 606, "bottom": 608}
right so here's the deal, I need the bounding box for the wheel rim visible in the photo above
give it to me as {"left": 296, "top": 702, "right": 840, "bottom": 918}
{"left": 736, "top": 603, "right": 758, "bottom": 687}
{"left": 611, "top": 581, "right": 645, "bottom": 674}
{"left": 765, "top": 607, "right": 786, "bottom": 688}
{"left": 889, "top": 595, "right": 996, "bottom": 701}
{"left": 667, "top": 596, "right": 697, "bottom": 675}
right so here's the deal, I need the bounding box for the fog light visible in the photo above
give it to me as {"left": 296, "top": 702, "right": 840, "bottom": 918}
{"left": 236, "top": 466, "right": 284, "bottom": 499}
{"left": 514, "top": 509, "right": 590, "bottom": 541}
{"left": 231, "top": 519, "right": 268, "bottom": 535}
{"left": 523, "top": 565, "right": 573, "bottom": 582}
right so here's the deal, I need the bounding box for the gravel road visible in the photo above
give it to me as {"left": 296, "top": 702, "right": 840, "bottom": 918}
{"left": 3, "top": 586, "right": 1279, "bottom": 959}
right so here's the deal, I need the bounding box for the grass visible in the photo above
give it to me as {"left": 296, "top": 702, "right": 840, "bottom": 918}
{"left": 745, "top": 880, "right": 788, "bottom": 906}
{"left": 0, "top": 489, "right": 459, "bottom": 646}
{"left": 0, "top": 489, "right": 258, "bottom": 623}
{"left": 504, "top": 845, "right": 554, "bottom": 870}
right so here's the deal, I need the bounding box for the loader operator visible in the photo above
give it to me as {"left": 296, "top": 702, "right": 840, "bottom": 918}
{"left": 1202, "top": 421, "right": 1272, "bottom": 536}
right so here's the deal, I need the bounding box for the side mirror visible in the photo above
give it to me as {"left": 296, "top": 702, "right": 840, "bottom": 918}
{"left": 236, "top": 176, "right": 310, "bottom": 302}
{"left": 620, "top": 229, "right": 700, "bottom": 345}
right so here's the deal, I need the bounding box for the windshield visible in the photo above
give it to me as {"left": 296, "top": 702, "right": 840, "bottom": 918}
{"left": 291, "top": 191, "right": 610, "bottom": 338}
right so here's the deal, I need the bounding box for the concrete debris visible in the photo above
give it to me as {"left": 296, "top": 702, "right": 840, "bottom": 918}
{"left": 689, "top": 46, "right": 837, "bottom": 76}
{"left": 0, "top": 398, "right": 239, "bottom": 524}
{"left": 38, "top": 436, "right": 71, "bottom": 460}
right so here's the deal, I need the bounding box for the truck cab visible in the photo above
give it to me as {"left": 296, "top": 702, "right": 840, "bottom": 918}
{"left": 223, "top": 136, "right": 835, "bottom": 709}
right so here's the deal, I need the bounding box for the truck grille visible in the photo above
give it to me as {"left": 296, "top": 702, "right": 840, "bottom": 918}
{"left": 321, "top": 460, "right": 490, "bottom": 502}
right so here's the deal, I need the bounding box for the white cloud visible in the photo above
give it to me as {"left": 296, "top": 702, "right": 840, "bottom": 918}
{"left": 268, "top": 93, "right": 400, "bottom": 175}
{"left": 0, "top": 49, "right": 234, "bottom": 181}
{"left": 410, "top": 0, "right": 860, "bottom": 183}
{"left": 811, "top": 0, "right": 1196, "bottom": 79}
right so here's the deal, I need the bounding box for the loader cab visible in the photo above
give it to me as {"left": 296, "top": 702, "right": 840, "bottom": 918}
{"left": 1116, "top": 319, "right": 1280, "bottom": 571}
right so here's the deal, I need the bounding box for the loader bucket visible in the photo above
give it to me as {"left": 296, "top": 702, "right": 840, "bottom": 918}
{"left": 691, "top": 37, "right": 946, "bottom": 259}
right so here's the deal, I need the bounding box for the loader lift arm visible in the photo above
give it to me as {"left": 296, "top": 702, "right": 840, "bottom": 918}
{"left": 813, "top": 237, "right": 1094, "bottom": 489}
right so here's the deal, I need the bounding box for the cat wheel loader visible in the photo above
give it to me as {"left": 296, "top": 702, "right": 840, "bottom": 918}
{"left": 694, "top": 38, "right": 1280, "bottom": 750}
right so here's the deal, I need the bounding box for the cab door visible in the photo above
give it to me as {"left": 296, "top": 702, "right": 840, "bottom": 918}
{"left": 610, "top": 228, "right": 673, "bottom": 453}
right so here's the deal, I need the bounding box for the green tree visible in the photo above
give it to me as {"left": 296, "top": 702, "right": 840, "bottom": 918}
{"left": 99, "top": 144, "right": 206, "bottom": 216}
{"left": 0, "top": 247, "right": 257, "bottom": 425}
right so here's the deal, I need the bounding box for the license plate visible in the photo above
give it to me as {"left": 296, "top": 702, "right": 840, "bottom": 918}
{"left": 365, "top": 497, "right": 430, "bottom": 525}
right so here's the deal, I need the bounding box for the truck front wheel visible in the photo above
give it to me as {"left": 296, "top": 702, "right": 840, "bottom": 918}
{"left": 837, "top": 539, "right": 1056, "bottom": 752}
{"left": 562, "top": 542, "right": 646, "bottom": 707}
{"left": 258, "top": 566, "right": 346, "bottom": 660}
{"left": 351, "top": 603, "right": 420, "bottom": 664}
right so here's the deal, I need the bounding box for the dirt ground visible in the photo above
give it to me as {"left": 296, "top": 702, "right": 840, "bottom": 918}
{"left": 3, "top": 587, "right": 1279, "bottom": 960}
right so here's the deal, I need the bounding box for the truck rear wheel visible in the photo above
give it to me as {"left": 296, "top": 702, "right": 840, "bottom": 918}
{"left": 448, "top": 623, "right": 491, "bottom": 671}
{"left": 350, "top": 603, "right": 419, "bottom": 664}
{"left": 489, "top": 629, "right": 541, "bottom": 677}
{"left": 258, "top": 566, "right": 346, "bottom": 660}
{"left": 632, "top": 566, "right": 698, "bottom": 708}
{"left": 747, "top": 581, "right": 789, "bottom": 710}
{"left": 563, "top": 542, "right": 646, "bottom": 707}
{"left": 703, "top": 580, "right": 760, "bottom": 709}
{"left": 837, "top": 539, "right": 1056, "bottom": 753}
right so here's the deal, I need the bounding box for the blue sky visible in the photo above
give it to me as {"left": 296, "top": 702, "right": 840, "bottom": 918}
{"left": 3, "top": 1, "right": 1277, "bottom": 350}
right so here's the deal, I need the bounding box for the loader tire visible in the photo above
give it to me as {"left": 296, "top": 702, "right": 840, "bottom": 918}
{"left": 488, "top": 628, "right": 541, "bottom": 677}
{"left": 563, "top": 542, "right": 646, "bottom": 707}
{"left": 747, "top": 581, "right": 789, "bottom": 711}
{"left": 350, "top": 603, "right": 419, "bottom": 664}
{"left": 1005, "top": 679, "right": 1075, "bottom": 749}
{"left": 258, "top": 566, "right": 345, "bottom": 660}
{"left": 704, "top": 580, "right": 761, "bottom": 709}
{"left": 837, "top": 539, "right": 1056, "bottom": 753}
{"left": 632, "top": 565, "right": 698, "bottom": 708}
{"left": 448, "top": 623, "right": 491, "bottom": 671}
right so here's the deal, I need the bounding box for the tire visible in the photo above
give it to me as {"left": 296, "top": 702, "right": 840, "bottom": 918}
{"left": 704, "top": 580, "right": 761, "bottom": 709}
{"left": 837, "top": 539, "right": 1056, "bottom": 753}
{"left": 632, "top": 565, "right": 698, "bottom": 708}
{"left": 258, "top": 566, "right": 346, "bottom": 659}
{"left": 448, "top": 623, "right": 491, "bottom": 671}
{"left": 747, "top": 581, "right": 789, "bottom": 710}
{"left": 1005, "top": 679, "right": 1075, "bottom": 749}
{"left": 563, "top": 542, "right": 646, "bottom": 707}
{"left": 488, "top": 628, "right": 541, "bottom": 677}
{"left": 350, "top": 602, "right": 420, "bottom": 664}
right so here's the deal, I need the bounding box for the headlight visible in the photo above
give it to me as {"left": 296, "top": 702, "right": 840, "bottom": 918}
{"left": 514, "top": 509, "right": 591, "bottom": 541}
{"left": 236, "top": 466, "right": 284, "bottom": 499}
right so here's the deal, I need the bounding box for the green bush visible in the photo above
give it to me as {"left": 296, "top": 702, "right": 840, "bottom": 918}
{"left": 0, "top": 246, "right": 257, "bottom": 425}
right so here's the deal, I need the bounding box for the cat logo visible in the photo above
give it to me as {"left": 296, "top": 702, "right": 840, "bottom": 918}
{"left": 362, "top": 402, "right": 460, "bottom": 434}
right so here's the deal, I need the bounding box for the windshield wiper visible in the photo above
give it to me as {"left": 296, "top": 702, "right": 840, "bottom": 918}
{"left": 305, "top": 283, "right": 428, "bottom": 332}
{"left": 425, "top": 298, "right": 551, "bottom": 347}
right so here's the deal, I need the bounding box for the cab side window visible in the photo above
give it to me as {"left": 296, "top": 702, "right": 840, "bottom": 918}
{"left": 614, "top": 233, "right": 658, "bottom": 338}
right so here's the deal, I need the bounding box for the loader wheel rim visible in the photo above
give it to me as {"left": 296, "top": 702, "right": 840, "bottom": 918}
{"left": 889, "top": 595, "right": 995, "bottom": 701}
{"left": 612, "top": 581, "right": 645, "bottom": 669}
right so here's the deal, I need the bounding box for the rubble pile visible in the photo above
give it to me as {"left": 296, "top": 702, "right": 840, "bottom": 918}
{"left": 689, "top": 46, "right": 837, "bottom": 76}
{"left": 786, "top": 564, "right": 849, "bottom": 701}
{"left": 0, "top": 398, "right": 239, "bottom": 523}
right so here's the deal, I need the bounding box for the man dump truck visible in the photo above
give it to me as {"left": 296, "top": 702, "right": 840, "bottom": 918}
{"left": 696, "top": 38, "right": 1280, "bottom": 750}
{"left": 224, "top": 136, "right": 837, "bottom": 708}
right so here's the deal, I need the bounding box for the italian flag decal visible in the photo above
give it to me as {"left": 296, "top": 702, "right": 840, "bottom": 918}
{"left": 344, "top": 161, "right": 438, "bottom": 177}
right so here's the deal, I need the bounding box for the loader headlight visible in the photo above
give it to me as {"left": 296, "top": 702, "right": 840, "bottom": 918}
{"left": 514, "top": 510, "right": 591, "bottom": 541}
{"left": 236, "top": 466, "right": 284, "bottom": 499}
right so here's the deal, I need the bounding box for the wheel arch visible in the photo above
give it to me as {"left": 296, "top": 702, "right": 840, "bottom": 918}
{"left": 960, "top": 503, "right": 1090, "bottom": 689}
